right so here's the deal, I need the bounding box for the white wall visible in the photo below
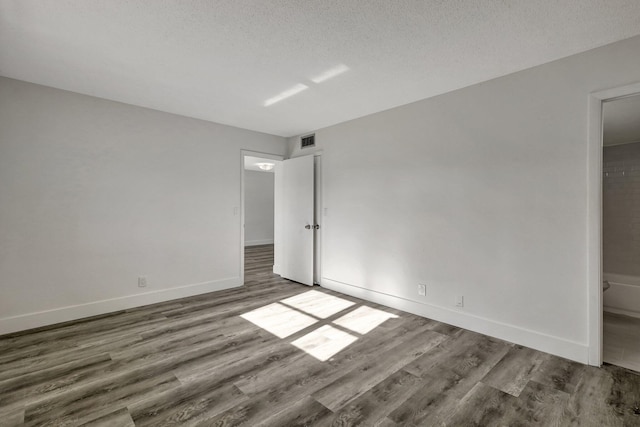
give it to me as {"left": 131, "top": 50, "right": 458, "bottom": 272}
{"left": 244, "top": 170, "right": 274, "bottom": 246}
{"left": 289, "top": 35, "right": 640, "bottom": 363}
{"left": 0, "top": 77, "right": 286, "bottom": 334}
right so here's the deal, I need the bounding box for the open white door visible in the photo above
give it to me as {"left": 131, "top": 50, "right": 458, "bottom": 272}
{"left": 281, "top": 155, "right": 315, "bottom": 286}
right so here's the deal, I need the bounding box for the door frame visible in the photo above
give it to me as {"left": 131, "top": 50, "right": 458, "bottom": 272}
{"left": 240, "top": 150, "right": 284, "bottom": 285}
{"left": 314, "top": 153, "right": 323, "bottom": 285}
{"left": 587, "top": 82, "right": 640, "bottom": 366}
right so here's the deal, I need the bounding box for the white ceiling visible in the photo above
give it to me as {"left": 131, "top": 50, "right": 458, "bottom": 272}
{"left": 603, "top": 94, "right": 640, "bottom": 146}
{"left": 2, "top": 1, "right": 640, "bottom": 137}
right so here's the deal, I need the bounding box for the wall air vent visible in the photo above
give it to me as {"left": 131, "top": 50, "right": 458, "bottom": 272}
{"left": 301, "top": 134, "right": 315, "bottom": 149}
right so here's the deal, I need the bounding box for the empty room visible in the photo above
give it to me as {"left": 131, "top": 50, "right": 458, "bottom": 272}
{"left": 2, "top": 1, "right": 640, "bottom": 425}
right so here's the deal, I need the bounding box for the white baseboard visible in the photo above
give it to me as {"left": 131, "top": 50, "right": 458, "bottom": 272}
{"left": 245, "top": 239, "right": 274, "bottom": 246}
{"left": 0, "top": 277, "right": 241, "bottom": 336}
{"left": 603, "top": 272, "right": 640, "bottom": 286}
{"left": 603, "top": 306, "right": 640, "bottom": 319}
{"left": 321, "top": 277, "right": 588, "bottom": 364}
{"left": 603, "top": 273, "right": 640, "bottom": 318}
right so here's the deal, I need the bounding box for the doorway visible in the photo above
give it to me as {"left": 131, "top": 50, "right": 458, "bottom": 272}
{"left": 240, "top": 151, "right": 322, "bottom": 287}
{"left": 240, "top": 151, "right": 283, "bottom": 285}
{"left": 588, "top": 82, "right": 640, "bottom": 367}
{"left": 601, "top": 94, "right": 640, "bottom": 372}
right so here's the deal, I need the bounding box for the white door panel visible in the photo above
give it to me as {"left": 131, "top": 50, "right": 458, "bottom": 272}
{"left": 282, "top": 155, "right": 314, "bottom": 286}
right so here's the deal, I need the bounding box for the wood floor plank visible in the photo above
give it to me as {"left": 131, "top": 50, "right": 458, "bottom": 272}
{"left": 403, "top": 329, "right": 511, "bottom": 398}
{"left": 312, "top": 329, "right": 447, "bottom": 411}
{"left": 23, "top": 370, "right": 179, "bottom": 426}
{"left": 0, "top": 339, "right": 79, "bottom": 367}
{"left": 511, "top": 380, "right": 571, "bottom": 425}
{"left": 191, "top": 392, "right": 300, "bottom": 427}
{"left": 0, "top": 353, "right": 113, "bottom": 409}
{"left": 388, "top": 332, "right": 512, "bottom": 426}
{"left": 109, "top": 317, "right": 258, "bottom": 364}
{"left": 109, "top": 329, "right": 274, "bottom": 379}
{"left": 403, "top": 329, "right": 481, "bottom": 376}
{"left": 0, "top": 333, "right": 142, "bottom": 383}
{"left": 129, "top": 382, "right": 247, "bottom": 427}
{"left": 446, "top": 380, "right": 570, "bottom": 426}
{"left": 138, "top": 308, "right": 252, "bottom": 340}
{"left": 172, "top": 335, "right": 303, "bottom": 390}
{"left": 0, "top": 311, "right": 166, "bottom": 356}
{"left": 480, "top": 344, "right": 549, "bottom": 397}
{"left": 78, "top": 407, "right": 135, "bottom": 427}
{"left": 530, "top": 354, "right": 586, "bottom": 394}
{"left": 171, "top": 332, "right": 298, "bottom": 385}
{"left": 387, "top": 370, "right": 466, "bottom": 426}
{"left": 254, "top": 396, "right": 333, "bottom": 427}
{"left": 429, "top": 321, "right": 463, "bottom": 336}
{"left": 195, "top": 388, "right": 332, "bottom": 427}
{"left": 374, "top": 417, "right": 398, "bottom": 427}
{"left": 442, "top": 382, "right": 517, "bottom": 426}
{"left": 328, "top": 369, "right": 425, "bottom": 426}
{"left": 605, "top": 365, "right": 640, "bottom": 424}
{"left": 0, "top": 407, "right": 25, "bottom": 427}
{"left": 561, "top": 364, "right": 625, "bottom": 426}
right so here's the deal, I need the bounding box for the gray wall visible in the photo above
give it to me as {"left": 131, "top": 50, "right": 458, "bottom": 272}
{"left": 244, "top": 170, "right": 274, "bottom": 245}
{"left": 0, "top": 77, "right": 286, "bottom": 333}
{"left": 289, "top": 35, "right": 640, "bottom": 362}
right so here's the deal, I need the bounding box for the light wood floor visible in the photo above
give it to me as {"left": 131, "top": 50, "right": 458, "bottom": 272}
{"left": 1, "top": 244, "right": 640, "bottom": 426}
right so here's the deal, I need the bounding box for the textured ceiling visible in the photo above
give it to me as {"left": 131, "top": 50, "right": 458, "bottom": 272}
{"left": 603, "top": 95, "right": 640, "bottom": 146}
{"left": 2, "top": 1, "right": 640, "bottom": 137}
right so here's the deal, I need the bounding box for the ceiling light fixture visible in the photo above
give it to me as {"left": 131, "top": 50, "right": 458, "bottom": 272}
{"left": 256, "top": 162, "right": 275, "bottom": 171}
{"left": 264, "top": 84, "right": 308, "bottom": 107}
{"left": 310, "top": 64, "right": 350, "bottom": 84}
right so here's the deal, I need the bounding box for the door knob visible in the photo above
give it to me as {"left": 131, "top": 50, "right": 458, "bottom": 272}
{"left": 305, "top": 224, "right": 311, "bottom": 229}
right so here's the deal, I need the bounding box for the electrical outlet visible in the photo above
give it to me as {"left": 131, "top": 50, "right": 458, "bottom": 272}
{"left": 417, "top": 284, "right": 426, "bottom": 296}
{"left": 138, "top": 276, "right": 147, "bottom": 288}
{"left": 455, "top": 295, "right": 464, "bottom": 307}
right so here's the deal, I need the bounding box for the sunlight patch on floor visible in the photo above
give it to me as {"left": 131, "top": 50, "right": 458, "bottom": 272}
{"left": 291, "top": 325, "right": 358, "bottom": 361}
{"left": 241, "top": 290, "right": 399, "bottom": 361}
{"left": 280, "top": 290, "right": 355, "bottom": 319}
{"left": 240, "top": 302, "right": 317, "bottom": 339}
{"left": 333, "top": 305, "right": 399, "bottom": 334}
